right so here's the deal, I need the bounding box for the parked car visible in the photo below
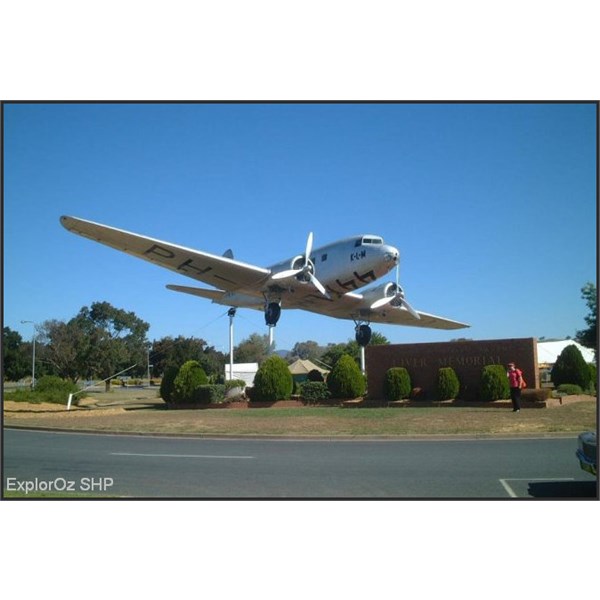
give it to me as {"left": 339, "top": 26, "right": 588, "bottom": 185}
{"left": 576, "top": 431, "right": 597, "bottom": 476}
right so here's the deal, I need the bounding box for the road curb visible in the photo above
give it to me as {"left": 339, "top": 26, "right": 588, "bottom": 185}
{"left": 3, "top": 424, "right": 579, "bottom": 442}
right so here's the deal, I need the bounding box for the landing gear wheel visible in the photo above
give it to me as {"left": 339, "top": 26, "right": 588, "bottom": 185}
{"left": 265, "top": 302, "right": 281, "bottom": 327}
{"left": 355, "top": 324, "right": 372, "bottom": 347}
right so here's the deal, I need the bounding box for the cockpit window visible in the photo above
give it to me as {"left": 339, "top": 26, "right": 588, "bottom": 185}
{"left": 360, "top": 236, "right": 384, "bottom": 246}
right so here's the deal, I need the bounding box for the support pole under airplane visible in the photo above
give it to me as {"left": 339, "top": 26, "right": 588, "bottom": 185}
{"left": 227, "top": 307, "right": 236, "bottom": 380}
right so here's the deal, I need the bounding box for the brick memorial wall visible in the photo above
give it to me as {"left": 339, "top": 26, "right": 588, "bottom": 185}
{"left": 366, "top": 338, "right": 539, "bottom": 401}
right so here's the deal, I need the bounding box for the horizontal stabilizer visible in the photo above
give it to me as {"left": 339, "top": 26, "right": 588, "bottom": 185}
{"left": 166, "top": 284, "right": 264, "bottom": 311}
{"left": 166, "top": 284, "right": 226, "bottom": 302}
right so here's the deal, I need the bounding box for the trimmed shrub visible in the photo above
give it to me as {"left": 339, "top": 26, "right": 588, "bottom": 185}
{"left": 551, "top": 344, "right": 592, "bottom": 390}
{"left": 160, "top": 365, "right": 179, "bottom": 404}
{"left": 300, "top": 381, "right": 331, "bottom": 404}
{"left": 436, "top": 367, "right": 460, "bottom": 401}
{"left": 556, "top": 384, "right": 583, "bottom": 396}
{"left": 253, "top": 355, "right": 294, "bottom": 402}
{"left": 172, "top": 361, "right": 209, "bottom": 404}
{"left": 195, "top": 384, "right": 227, "bottom": 404}
{"left": 307, "top": 369, "right": 325, "bottom": 382}
{"left": 383, "top": 367, "right": 412, "bottom": 401}
{"left": 327, "top": 354, "right": 366, "bottom": 399}
{"left": 224, "top": 379, "right": 246, "bottom": 392}
{"left": 480, "top": 365, "right": 509, "bottom": 401}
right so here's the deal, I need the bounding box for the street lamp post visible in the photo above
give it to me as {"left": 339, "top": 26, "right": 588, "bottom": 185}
{"left": 147, "top": 348, "right": 153, "bottom": 387}
{"left": 20, "top": 320, "right": 36, "bottom": 389}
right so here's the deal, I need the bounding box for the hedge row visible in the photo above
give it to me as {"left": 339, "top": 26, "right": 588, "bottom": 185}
{"left": 381, "top": 365, "right": 564, "bottom": 402}
{"left": 160, "top": 354, "right": 367, "bottom": 404}
{"left": 381, "top": 365, "right": 506, "bottom": 402}
{"left": 383, "top": 367, "right": 467, "bottom": 402}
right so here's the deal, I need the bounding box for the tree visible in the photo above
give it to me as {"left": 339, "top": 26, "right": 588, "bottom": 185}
{"left": 320, "top": 332, "right": 390, "bottom": 368}
{"left": 159, "top": 365, "right": 179, "bottom": 404}
{"left": 384, "top": 367, "right": 411, "bottom": 401}
{"left": 2, "top": 327, "right": 30, "bottom": 381}
{"left": 234, "top": 333, "right": 272, "bottom": 364}
{"left": 37, "top": 319, "right": 91, "bottom": 382}
{"left": 172, "top": 360, "right": 209, "bottom": 403}
{"left": 327, "top": 354, "right": 366, "bottom": 399}
{"left": 151, "top": 336, "right": 226, "bottom": 380}
{"left": 198, "top": 344, "right": 228, "bottom": 382}
{"left": 290, "top": 340, "right": 325, "bottom": 362}
{"left": 576, "top": 282, "right": 597, "bottom": 356}
{"left": 551, "top": 344, "right": 592, "bottom": 390}
{"left": 320, "top": 343, "right": 348, "bottom": 369}
{"left": 436, "top": 367, "right": 460, "bottom": 401}
{"left": 480, "top": 365, "right": 509, "bottom": 401}
{"left": 73, "top": 301, "right": 150, "bottom": 391}
{"left": 252, "top": 355, "right": 293, "bottom": 401}
{"left": 307, "top": 369, "right": 324, "bottom": 382}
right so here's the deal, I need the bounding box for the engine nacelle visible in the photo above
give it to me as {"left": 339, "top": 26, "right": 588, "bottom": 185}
{"left": 287, "top": 254, "right": 315, "bottom": 284}
{"left": 361, "top": 282, "right": 399, "bottom": 305}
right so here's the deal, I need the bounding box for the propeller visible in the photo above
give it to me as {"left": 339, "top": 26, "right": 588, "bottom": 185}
{"left": 271, "top": 232, "right": 330, "bottom": 298}
{"left": 370, "top": 264, "right": 421, "bottom": 319}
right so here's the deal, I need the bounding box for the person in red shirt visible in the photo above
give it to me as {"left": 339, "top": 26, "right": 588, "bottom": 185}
{"left": 507, "top": 362, "right": 524, "bottom": 412}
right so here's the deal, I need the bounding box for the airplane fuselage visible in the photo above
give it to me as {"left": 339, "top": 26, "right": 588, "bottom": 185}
{"left": 268, "top": 235, "right": 399, "bottom": 296}
{"left": 217, "top": 235, "right": 399, "bottom": 310}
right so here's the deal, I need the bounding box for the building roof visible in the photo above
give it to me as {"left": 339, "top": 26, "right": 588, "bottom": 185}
{"left": 537, "top": 340, "right": 595, "bottom": 365}
{"left": 288, "top": 359, "right": 329, "bottom": 375}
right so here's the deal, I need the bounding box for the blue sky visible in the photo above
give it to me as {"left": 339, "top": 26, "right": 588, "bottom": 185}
{"left": 4, "top": 102, "right": 597, "bottom": 352}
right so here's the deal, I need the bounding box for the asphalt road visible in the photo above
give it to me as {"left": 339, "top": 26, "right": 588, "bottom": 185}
{"left": 2, "top": 428, "right": 597, "bottom": 498}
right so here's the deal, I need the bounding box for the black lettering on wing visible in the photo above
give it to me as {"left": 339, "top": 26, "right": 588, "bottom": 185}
{"left": 177, "top": 258, "right": 213, "bottom": 276}
{"left": 144, "top": 244, "right": 176, "bottom": 259}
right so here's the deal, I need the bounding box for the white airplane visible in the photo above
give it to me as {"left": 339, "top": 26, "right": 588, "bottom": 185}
{"left": 60, "top": 216, "right": 469, "bottom": 345}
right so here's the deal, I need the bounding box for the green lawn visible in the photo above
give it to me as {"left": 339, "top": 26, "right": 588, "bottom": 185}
{"left": 5, "top": 400, "right": 595, "bottom": 437}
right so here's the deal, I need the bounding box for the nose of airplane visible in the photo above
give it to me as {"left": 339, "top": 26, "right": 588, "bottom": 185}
{"left": 383, "top": 245, "right": 400, "bottom": 264}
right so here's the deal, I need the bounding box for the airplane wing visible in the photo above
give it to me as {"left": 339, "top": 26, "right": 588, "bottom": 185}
{"left": 60, "top": 216, "right": 270, "bottom": 292}
{"left": 293, "top": 291, "right": 469, "bottom": 330}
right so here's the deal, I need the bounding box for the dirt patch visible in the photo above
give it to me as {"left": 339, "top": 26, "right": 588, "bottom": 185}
{"left": 4, "top": 401, "right": 126, "bottom": 417}
{"left": 3, "top": 401, "right": 84, "bottom": 413}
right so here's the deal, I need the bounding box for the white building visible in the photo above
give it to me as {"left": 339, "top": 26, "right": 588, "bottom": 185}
{"left": 537, "top": 340, "right": 595, "bottom": 384}
{"left": 224, "top": 363, "right": 259, "bottom": 386}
